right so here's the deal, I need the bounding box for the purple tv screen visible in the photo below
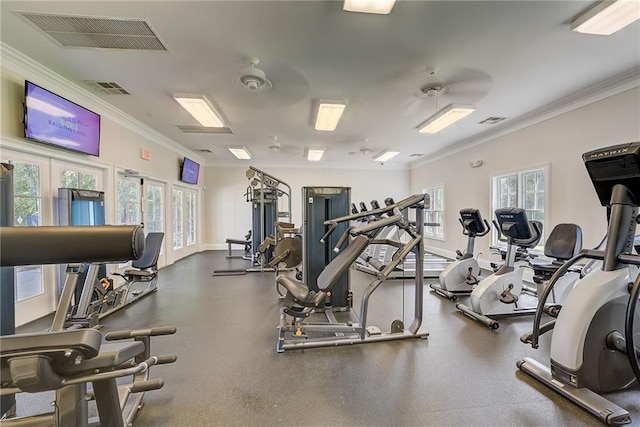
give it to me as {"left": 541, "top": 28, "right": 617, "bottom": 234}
{"left": 181, "top": 157, "right": 200, "bottom": 184}
{"left": 24, "top": 81, "right": 101, "bottom": 157}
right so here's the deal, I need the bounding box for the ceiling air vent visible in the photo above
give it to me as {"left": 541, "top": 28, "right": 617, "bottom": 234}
{"left": 14, "top": 12, "right": 169, "bottom": 51}
{"left": 410, "top": 153, "right": 426, "bottom": 158}
{"left": 84, "top": 81, "right": 130, "bottom": 95}
{"left": 479, "top": 116, "right": 507, "bottom": 125}
{"left": 196, "top": 149, "right": 212, "bottom": 153}
{"left": 176, "top": 126, "right": 233, "bottom": 134}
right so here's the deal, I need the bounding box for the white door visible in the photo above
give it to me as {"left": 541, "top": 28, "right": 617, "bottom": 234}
{"left": 1, "top": 150, "right": 53, "bottom": 326}
{"left": 144, "top": 179, "right": 166, "bottom": 268}
{"left": 171, "top": 185, "right": 199, "bottom": 261}
{"left": 114, "top": 173, "right": 142, "bottom": 273}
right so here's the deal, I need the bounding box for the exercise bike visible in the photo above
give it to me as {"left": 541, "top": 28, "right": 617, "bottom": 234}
{"left": 518, "top": 142, "right": 640, "bottom": 425}
{"left": 431, "top": 208, "right": 491, "bottom": 301}
{"left": 456, "top": 208, "right": 542, "bottom": 329}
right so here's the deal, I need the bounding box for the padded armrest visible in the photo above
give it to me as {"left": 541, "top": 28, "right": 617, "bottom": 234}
{"left": 1, "top": 329, "right": 103, "bottom": 393}
{"left": 57, "top": 341, "right": 144, "bottom": 375}
{"left": 0, "top": 329, "right": 102, "bottom": 361}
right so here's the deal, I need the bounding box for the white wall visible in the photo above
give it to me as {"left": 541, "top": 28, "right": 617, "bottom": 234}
{"left": 410, "top": 87, "right": 640, "bottom": 265}
{"left": 204, "top": 165, "right": 410, "bottom": 248}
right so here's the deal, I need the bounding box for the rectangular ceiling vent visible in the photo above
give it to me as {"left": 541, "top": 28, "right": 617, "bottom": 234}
{"left": 196, "top": 149, "right": 213, "bottom": 153}
{"left": 84, "top": 81, "right": 130, "bottom": 95}
{"left": 479, "top": 116, "right": 507, "bottom": 125}
{"left": 14, "top": 12, "right": 169, "bottom": 51}
{"left": 177, "top": 125, "right": 233, "bottom": 134}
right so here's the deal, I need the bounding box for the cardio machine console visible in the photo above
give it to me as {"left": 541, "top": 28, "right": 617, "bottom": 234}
{"left": 460, "top": 208, "right": 487, "bottom": 235}
{"left": 495, "top": 207, "right": 532, "bottom": 240}
{"left": 583, "top": 141, "right": 640, "bottom": 206}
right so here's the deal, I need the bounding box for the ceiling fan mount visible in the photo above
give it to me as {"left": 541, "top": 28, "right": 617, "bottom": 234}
{"left": 348, "top": 139, "right": 374, "bottom": 155}
{"left": 238, "top": 57, "right": 273, "bottom": 92}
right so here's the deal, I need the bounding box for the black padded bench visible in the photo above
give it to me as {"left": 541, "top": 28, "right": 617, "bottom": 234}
{"left": 225, "top": 231, "right": 252, "bottom": 258}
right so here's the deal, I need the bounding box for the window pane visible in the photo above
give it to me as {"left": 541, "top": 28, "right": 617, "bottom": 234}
{"left": 146, "top": 184, "right": 164, "bottom": 233}
{"left": 79, "top": 173, "right": 97, "bottom": 190}
{"left": 12, "top": 161, "right": 43, "bottom": 301}
{"left": 173, "top": 189, "right": 183, "bottom": 249}
{"left": 423, "top": 185, "right": 444, "bottom": 238}
{"left": 186, "top": 191, "right": 196, "bottom": 246}
{"left": 61, "top": 170, "right": 79, "bottom": 188}
{"left": 14, "top": 163, "right": 39, "bottom": 196}
{"left": 493, "top": 169, "right": 545, "bottom": 246}
{"left": 117, "top": 179, "right": 140, "bottom": 225}
{"left": 537, "top": 192, "right": 545, "bottom": 210}
{"left": 14, "top": 197, "right": 40, "bottom": 226}
{"left": 16, "top": 266, "right": 43, "bottom": 300}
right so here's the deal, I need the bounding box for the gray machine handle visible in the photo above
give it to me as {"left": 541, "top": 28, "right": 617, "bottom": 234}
{"left": 0, "top": 225, "right": 145, "bottom": 266}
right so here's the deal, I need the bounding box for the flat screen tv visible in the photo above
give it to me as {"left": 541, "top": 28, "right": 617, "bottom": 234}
{"left": 24, "top": 81, "right": 101, "bottom": 157}
{"left": 180, "top": 157, "right": 200, "bottom": 184}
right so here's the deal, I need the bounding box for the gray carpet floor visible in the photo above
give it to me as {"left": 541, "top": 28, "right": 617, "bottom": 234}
{"left": 15, "top": 250, "right": 640, "bottom": 426}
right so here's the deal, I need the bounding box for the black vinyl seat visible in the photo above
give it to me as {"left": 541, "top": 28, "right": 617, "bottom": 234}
{"left": 277, "top": 235, "right": 370, "bottom": 317}
{"left": 121, "top": 232, "right": 163, "bottom": 281}
{"left": 531, "top": 223, "right": 583, "bottom": 284}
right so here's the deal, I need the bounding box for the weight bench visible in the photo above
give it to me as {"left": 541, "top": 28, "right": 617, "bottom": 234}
{"left": 102, "top": 232, "right": 165, "bottom": 319}
{"left": 225, "top": 230, "right": 252, "bottom": 259}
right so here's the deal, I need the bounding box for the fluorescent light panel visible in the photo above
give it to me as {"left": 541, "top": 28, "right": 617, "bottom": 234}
{"left": 315, "top": 101, "right": 346, "bottom": 131}
{"left": 418, "top": 104, "right": 475, "bottom": 134}
{"left": 375, "top": 151, "right": 399, "bottom": 162}
{"left": 344, "top": 0, "right": 396, "bottom": 14}
{"left": 227, "top": 146, "right": 251, "bottom": 160}
{"left": 173, "top": 94, "right": 224, "bottom": 127}
{"left": 571, "top": 0, "right": 640, "bottom": 35}
{"left": 307, "top": 149, "right": 325, "bottom": 161}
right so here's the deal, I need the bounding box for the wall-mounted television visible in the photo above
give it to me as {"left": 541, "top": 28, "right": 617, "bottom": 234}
{"left": 24, "top": 81, "right": 101, "bottom": 157}
{"left": 180, "top": 157, "right": 200, "bottom": 184}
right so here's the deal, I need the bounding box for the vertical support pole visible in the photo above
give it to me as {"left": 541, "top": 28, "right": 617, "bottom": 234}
{"left": 0, "top": 163, "right": 15, "bottom": 416}
{"left": 408, "top": 196, "right": 426, "bottom": 334}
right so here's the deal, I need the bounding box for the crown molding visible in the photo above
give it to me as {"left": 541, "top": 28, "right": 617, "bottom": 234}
{"left": 410, "top": 67, "right": 640, "bottom": 170}
{"left": 204, "top": 159, "right": 409, "bottom": 171}
{"left": 0, "top": 42, "right": 205, "bottom": 165}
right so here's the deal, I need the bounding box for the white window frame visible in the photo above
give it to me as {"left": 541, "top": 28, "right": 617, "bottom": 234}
{"left": 422, "top": 184, "right": 445, "bottom": 240}
{"left": 185, "top": 190, "right": 197, "bottom": 246}
{"left": 0, "top": 149, "right": 55, "bottom": 326}
{"left": 116, "top": 175, "right": 141, "bottom": 226}
{"left": 172, "top": 188, "right": 184, "bottom": 250}
{"left": 145, "top": 182, "right": 165, "bottom": 232}
{"left": 491, "top": 164, "right": 549, "bottom": 247}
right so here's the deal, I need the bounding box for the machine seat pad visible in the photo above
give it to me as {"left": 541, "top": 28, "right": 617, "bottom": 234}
{"left": 226, "top": 238, "right": 250, "bottom": 245}
{"left": 317, "top": 235, "right": 370, "bottom": 291}
{"left": 544, "top": 223, "right": 583, "bottom": 261}
{"left": 124, "top": 269, "right": 155, "bottom": 278}
{"left": 58, "top": 341, "right": 144, "bottom": 375}
{"left": 276, "top": 275, "right": 310, "bottom": 301}
{"left": 0, "top": 329, "right": 102, "bottom": 361}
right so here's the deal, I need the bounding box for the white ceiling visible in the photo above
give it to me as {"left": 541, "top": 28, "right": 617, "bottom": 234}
{"left": 1, "top": 1, "right": 639, "bottom": 168}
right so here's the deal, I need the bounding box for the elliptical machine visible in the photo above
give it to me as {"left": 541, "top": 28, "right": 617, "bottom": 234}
{"left": 456, "top": 208, "right": 542, "bottom": 329}
{"left": 431, "top": 208, "right": 491, "bottom": 301}
{"left": 518, "top": 142, "right": 640, "bottom": 425}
